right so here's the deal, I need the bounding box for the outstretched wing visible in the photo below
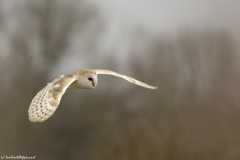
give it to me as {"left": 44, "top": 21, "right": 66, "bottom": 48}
{"left": 93, "top": 69, "right": 157, "bottom": 89}
{"left": 28, "top": 74, "right": 76, "bottom": 122}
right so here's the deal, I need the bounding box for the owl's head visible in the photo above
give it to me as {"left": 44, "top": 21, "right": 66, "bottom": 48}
{"left": 85, "top": 71, "right": 98, "bottom": 89}
{"left": 74, "top": 70, "right": 98, "bottom": 89}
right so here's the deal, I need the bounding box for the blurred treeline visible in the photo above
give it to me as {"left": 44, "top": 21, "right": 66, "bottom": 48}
{"left": 0, "top": 0, "right": 240, "bottom": 160}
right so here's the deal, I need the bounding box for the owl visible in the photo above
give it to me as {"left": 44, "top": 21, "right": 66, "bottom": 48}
{"left": 28, "top": 69, "right": 157, "bottom": 122}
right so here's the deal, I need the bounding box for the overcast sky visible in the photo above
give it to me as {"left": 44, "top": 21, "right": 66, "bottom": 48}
{"left": 2, "top": 0, "right": 240, "bottom": 75}
{"left": 89, "top": 0, "right": 240, "bottom": 41}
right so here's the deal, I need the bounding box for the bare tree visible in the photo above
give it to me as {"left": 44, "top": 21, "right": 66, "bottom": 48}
{"left": 0, "top": 0, "right": 102, "bottom": 157}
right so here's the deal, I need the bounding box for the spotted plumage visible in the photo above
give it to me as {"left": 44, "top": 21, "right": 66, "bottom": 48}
{"left": 28, "top": 69, "right": 157, "bottom": 122}
{"left": 28, "top": 84, "right": 57, "bottom": 122}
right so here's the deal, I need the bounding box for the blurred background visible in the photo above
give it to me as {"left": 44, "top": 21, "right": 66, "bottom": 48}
{"left": 0, "top": 0, "right": 240, "bottom": 159}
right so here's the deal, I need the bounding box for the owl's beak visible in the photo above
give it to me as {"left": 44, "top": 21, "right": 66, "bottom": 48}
{"left": 92, "top": 81, "right": 95, "bottom": 87}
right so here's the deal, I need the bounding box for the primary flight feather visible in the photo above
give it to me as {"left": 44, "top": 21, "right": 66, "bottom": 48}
{"left": 28, "top": 69, "right": 157, "bottom": 122}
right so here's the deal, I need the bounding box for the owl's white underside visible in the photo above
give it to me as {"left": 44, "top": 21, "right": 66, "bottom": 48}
{"left": 28, "top": 84, "right": 58, "bottom": 122}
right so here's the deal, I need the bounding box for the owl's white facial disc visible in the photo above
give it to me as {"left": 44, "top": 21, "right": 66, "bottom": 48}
{"left": 84, "top": 73, "right": 98, "bottom": 89}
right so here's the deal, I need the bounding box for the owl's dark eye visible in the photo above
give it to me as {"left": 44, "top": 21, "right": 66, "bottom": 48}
{"left": 88, "top": 78, "right": 93, "bottom": 81}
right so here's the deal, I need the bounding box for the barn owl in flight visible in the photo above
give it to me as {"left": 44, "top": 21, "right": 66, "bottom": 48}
{"left": 28, "top": 69, "right": 157, "bottom": 122}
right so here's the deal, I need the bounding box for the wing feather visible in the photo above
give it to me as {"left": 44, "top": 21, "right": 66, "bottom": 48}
{"left": 93, "top": 69, "right": 157, "bottom": 89}
{"left": 28, "top": 74, "right": 76, "bottom": 122}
